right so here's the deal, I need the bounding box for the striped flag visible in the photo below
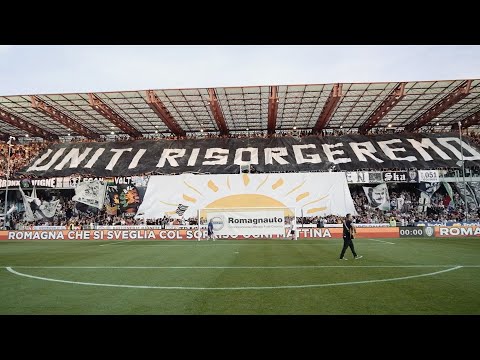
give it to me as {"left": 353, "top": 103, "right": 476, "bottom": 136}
{"left": 175, "top": 204, "right": 188, "bottom": 217}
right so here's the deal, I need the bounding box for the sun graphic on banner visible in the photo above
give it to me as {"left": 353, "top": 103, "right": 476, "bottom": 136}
{"left": 159, "top": 173, "right": 329, "bottom": 217}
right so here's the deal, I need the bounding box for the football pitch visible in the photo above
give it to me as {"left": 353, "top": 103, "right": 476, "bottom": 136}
{"left": 1, "top": 237, "right": 479, "bottom": 314}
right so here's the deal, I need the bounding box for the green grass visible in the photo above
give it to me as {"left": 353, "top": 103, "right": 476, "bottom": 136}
{"left": 1, "top": 238, "right": 479, "bottom": 314}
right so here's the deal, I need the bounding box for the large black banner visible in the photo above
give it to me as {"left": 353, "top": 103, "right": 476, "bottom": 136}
{"left": 19, "top": 133, "right": 480, "bottom": 177}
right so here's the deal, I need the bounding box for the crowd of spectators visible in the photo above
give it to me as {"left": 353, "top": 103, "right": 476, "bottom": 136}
{"left": 2, "top": 129, "right": 480, "bottom": 229}
{"left": 292, "top": 186, "right": 480, "bottom": 226}
{"left": 3, "top": 180, "right": 480, "bottom": 230}
{"left": 0, "top": 142, "right": 49, "bottom": 177}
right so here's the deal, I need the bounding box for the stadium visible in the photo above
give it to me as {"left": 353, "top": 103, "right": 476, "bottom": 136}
{"left": 1, "top": 78, "right": 480, "bottom": 314}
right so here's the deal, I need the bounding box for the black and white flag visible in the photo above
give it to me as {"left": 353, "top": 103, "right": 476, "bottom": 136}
{"left": 175, "top": 204, "right": 188, "bottom": 217}
{"left": 363, "top": 183, "right": 391, "bottom": 211}
{"left": 72, "top": 180, "right": 106, "bottom": 209}
{"left": 417, "top": 182, "right": 441, "bottom": 213}
{"left": 19, "top": 185, "right": 59, "bottom": 221}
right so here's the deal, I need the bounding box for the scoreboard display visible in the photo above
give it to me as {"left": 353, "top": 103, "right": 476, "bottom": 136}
{"left": 399, "top": 227, "right": 435, "bottom": 238}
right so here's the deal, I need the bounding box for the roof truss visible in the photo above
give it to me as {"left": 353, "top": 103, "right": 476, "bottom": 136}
{"left": 31, "top": 96, "right": 100, "bottom": 139}
{"left": 145, "top": 90, "right": 186, "bottom": 136}
{"left": 405, "top": 80, "right": 472, "bottom": 132}
{"left": 0, "top": 107, "right": 58, "bottom": 140}
{"left": 88, "top": 93, "right": 143, "bottom": 138}
{"left": 267, "top": 86, "right": 279, "bottom": 134}
{"left": 208, "top": 88, "right": 229, "bottom": 135}
{"left": 452, "top": 109, "right": 480, "bottom": 130}
{"left": 359, "top": 83, "right": 406, "bottom": 134}
{"left": 312, "top": 83, "right": 342, "bottom": 133}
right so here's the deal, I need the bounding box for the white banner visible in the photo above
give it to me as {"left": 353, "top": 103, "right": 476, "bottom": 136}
{"left": 72, "top": 180, "right": 106, "bottom": 209}
{"left": 396, "top": 196, "right": 405, "bottom": 211}
{"left": 363, "top": 183, "right": 390, "bottom": 211}
{"left": 18, "top": 186, "right": 60, "bottom": 221}
{"left": 136, "top": 173, "right": 357, "bottom": 219}
{"left": 19, "top": 186, "right": 36, "bottom": 222}
{"left": 418, "top": 170, "right": 440, "bottom": 183}
{"left": 207, "top": 210, "right": 285, "bottom": 236}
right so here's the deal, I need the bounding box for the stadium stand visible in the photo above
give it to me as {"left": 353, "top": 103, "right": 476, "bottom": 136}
{"left": 1, "top": 79, "right": 480, "bottom": 230}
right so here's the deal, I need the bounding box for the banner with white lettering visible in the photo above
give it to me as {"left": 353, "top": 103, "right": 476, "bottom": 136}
{"left": 436, "top": 226, "right": 480, "bottom": 237}
{"left": 0, "top": 227, "right": 401, "bottom": 240}
{"left": 137, "top": 172, "right": 357, "bottom": 219}
{"left": 346, "top": 171, "right": 370, "bottom": 184}
{"left": 418, "top": 170, "right": 440, "bottom": 183}
{"left": 0, "top": 176, "right": 148, "bottom": 189}
{"left": 206, "top": 210, "right": 285, "bottom": 236}
{"left": 18, "top": 133, "right": 480, "bottom": 177}
{"left": 382, "top": 171, "right": 408, "bottom": 182}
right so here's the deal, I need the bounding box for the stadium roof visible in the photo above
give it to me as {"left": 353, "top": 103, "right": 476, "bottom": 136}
{"left": 0, "top": 79, "right": 479, "bottom": 140}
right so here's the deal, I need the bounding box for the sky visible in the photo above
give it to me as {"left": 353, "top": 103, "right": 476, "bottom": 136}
{"left": 0, "top": 45, "right": 478, "bottom": 95}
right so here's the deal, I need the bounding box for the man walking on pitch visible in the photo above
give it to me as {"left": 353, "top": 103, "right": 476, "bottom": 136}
{"left": 340, "top": 213, "right": 362, "bottom": 260}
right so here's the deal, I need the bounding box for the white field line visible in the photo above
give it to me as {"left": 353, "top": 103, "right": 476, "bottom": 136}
{"left": 99, "top": 240, "right": 134, "bottom": 247}
{"left": 5, "top": 265, "right": 478, "bottom": 269}
{"left": 367, "top": 239, "right": 395, "bottom": 245}
{"left": 5, "top": 266, "right": 463, "bottom": 290}
{"left": 100, "top": 242, "right": 393, "bottom": 247}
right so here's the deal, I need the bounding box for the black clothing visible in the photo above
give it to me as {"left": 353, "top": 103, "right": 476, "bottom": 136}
{"left": 343, "top": 220, "right": 353, "bottom": 237}
{"left": 340, "top": 219, "right": 357, "bottom": 259}
{"left": 340, "top": 237, "right": 357, "bottom": 259}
